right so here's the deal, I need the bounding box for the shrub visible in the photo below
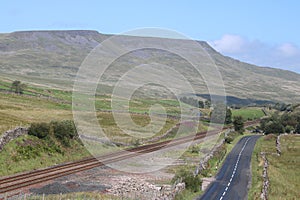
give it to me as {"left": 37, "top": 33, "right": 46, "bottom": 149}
{"left": 225, "top": 136, "right": 234, "bottom": 144}
{"left": 233, "top": 116, "right": 244, "bottom": 133}
{"left": 28, "top": 120, "right": 78, "bottom": 146}
{"left": 51, "top": 120, "right": 77, "bottom": 146}
{"left": 28, "top": 122, "right": 50, "bottom": 139}
{"left": 295, "top": 124, "right": 300, "bottom": 134}
{"left": 173, "top": 169, "right": 202, "bottom": 192}
{"left": 264, "top": 121, "right": 285, "bottom": 135}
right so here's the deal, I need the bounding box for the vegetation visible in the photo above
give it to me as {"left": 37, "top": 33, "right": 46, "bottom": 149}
{"left": 260, "top": 108, "right": 300, "bottom": 134}
{"left": 11, "top": 80, "right": 27, "bottom": 94}
{"left": 180, "top": 96, "right": 204, "bottom": 108}
{"left": 231, "top": 107, "right": 265, "bottom": 120}
{"left": 272, "top": 102, "right": 293, "bottom": 112}
{"left": 210, "top": 103, "right": 232, "bottom": 124}
{"left": 0, "top": 134, "right": 90, "bottom": 176}
{"left": 172, "top": 168, "right": 202, "bottom": 192}
{"left": 28, "top": 120, "right": 78, "bottom": 147}
{"left": 1, "top": 30, "right": 300, "bottom": 104}
{"left": 233, "top": 116, "right": 244, "bottom": 133}
{"left": 249, "top": 134, "right": 300, "bottom": 199}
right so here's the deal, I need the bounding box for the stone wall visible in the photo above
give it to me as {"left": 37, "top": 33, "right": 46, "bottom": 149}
{"left": 0, "top": 127, "right": 28, "bottom": 151}
{"left": 260, "top": 152, "right": 269, "bottom": 200}
{"left": 195, "top": 139, "right": 225, "bottom": 176}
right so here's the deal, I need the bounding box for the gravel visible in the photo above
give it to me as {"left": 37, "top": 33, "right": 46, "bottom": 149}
{"left": 30, "top": 181, "right": 110, "bottom": 195}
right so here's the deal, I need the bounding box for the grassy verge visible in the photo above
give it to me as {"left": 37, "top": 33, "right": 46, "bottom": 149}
{"left": 249, "top": 134, "right": 300, "bottom": 199}
{"left": 202, "top": 132, "right": 249, "bottom": 178}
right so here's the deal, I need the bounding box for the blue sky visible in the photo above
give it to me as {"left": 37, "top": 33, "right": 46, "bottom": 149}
{"left": 1, "top": 0, "right": 300, "bottom": 73}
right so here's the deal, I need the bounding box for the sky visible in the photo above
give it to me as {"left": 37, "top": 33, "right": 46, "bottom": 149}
{"left": 1, "top": 0, "right": 300, "bottom": 73}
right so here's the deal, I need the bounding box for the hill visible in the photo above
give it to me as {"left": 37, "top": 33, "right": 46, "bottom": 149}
{"left": 0, "top": 30, "right": 299, "bottom": 103}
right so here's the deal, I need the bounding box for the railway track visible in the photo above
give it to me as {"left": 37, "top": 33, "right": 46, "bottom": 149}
{"left": 0, "top": 120, "right": 259, "bottom": 195}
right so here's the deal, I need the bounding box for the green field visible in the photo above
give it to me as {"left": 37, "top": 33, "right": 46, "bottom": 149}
{"left": 232, "top": 107, "right": 265, "bottom": 120}
{"left": 249, "top": 134, "right": 300, "bottom": 199}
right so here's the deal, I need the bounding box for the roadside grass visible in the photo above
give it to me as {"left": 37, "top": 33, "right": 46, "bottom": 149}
{"left": 232, "top": 107, "right": 265, "bottom": 120}
{"left": 249, "top": 134, "right": 300, "bottom": 200}
{"left": 200, "top": 132, "right": 250, "bottom": 178}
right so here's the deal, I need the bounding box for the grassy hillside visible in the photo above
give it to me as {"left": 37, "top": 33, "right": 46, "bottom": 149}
{"left": 0, "top": 134, "right": 90, "bottom": 176}
{"left": 0, "top": 30, "right": 299, "bottom": 102}
{"left": 0, "top": 79, "right": 187, "bottom": 175}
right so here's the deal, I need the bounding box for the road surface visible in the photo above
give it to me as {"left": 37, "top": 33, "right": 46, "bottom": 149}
{"left": 198, "top": 135, "right": 261, "bottom": 200}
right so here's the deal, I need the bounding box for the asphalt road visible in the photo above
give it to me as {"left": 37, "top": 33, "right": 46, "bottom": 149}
{"left": 198, "top": 135, "right": 261, "bottom": 200}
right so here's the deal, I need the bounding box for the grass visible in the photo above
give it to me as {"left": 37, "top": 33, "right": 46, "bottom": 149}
{"left": 0, "top": 134, "right": 90, "bottom": 176}
{"left": 232, "top": 107, "right": 265, "bottom": 120}
{"left": 249, "top": 134, "right": 300, "bottom": 200}
{"left": 96, "top": 112, "right": 178, "bottom": 144}
{"left": 0, "top": 80, "right": 187, "bottom": 177}
{"left": 200, "top": 132, "right": 249, "bottom": 178}
{"left": 0, "top": 92, "right": 72, "bottom": 134}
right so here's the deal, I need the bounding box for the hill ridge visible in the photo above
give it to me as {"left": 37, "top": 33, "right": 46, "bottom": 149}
{"left": 0, "top": 30, "right": 299, "bottom": 103}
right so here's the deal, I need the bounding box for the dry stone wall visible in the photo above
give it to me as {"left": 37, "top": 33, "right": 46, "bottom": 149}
{"left": 0, "top": 127, "right": 28, "bottom": 151}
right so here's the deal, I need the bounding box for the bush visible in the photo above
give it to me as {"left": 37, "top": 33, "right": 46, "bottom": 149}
{"left": 264, "top": 121, "right": 285, "bottom": 134}
{"left": 173, "top": 169, "right": 202, "bottom": 192}
{"left": 189, "top": 145, "right": 200, "bottom": 154}
{"left": 233, "top": 116, "right": 244, "bottom": 133}
{"left": 28, "top": 122, "right": 50, "bottom": 139}
{"left": 285, "top": 125, "right": 293, "bottom": 134}
{"left": 28, "top": 120, "right": 78, "bottom": 146}
{"left": 295, "top": 124, "right": 300, "bottom": 134}
{"left": 51, "top": 120, "right": 77, "bottom": 146}
{"left": 225, "top": 136, "right": 234, "bottom": 144}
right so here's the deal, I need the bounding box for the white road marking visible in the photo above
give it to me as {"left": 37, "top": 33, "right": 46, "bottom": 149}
{"left": 218, "top": 137, "right": 251, "bottom": 200}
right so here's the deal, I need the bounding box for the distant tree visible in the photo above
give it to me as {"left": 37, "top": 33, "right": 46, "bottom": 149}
{"left": 210, "top": 103, "right": 232, "bottom": 124}
{"left": 180, "top": 96, "right": 204, "bottom": 108}
{"left": 295, "top": 124, "right": 300, "bottom": 134}
{"left": 225, "top": 108, "right": 232, "bottom": 124}
{"left": 264, "top": 121, "right": 285, "bottom": 135}
{"left": 204, "top": 100, "right": 211, "bottom": 108}
{"left": 233, "top": 116, "right": 244, "bottom": 133}
{"left": 285, "top": 125, "right": 293, "bottom": 134}
{"left": 11, "top": 80, "right": 26, "bottom": 94}
{"left": 281, "top": 113, "right": 298, "bottom": 128}
{"left": 198, "top": 101, "right": 204, "bottom": 108}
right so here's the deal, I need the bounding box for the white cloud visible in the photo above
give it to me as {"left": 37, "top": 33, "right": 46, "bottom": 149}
{"left": 209, "top": 34, "right": 245, "bottom": 54}
{"left": 277, "top": 43, "right": 299, "bottom": 57}
{"left": 210, "top": 35, "right": 300, "bottom": 73}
